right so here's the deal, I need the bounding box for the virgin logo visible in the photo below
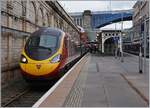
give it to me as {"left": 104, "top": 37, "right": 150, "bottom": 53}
{"left": 36, "top": 64, "right": 41, "bottom": 69}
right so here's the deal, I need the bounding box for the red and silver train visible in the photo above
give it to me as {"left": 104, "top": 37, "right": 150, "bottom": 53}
{"left": 19, "top": 27, "right": 87, "bottom": 82}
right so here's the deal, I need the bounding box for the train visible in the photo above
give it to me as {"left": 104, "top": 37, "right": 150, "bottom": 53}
{"left": 123, "top": 41, "right": 149, "bottom": 58}
{"left": 19, "top": 27, "right": 88, "bottom": 82}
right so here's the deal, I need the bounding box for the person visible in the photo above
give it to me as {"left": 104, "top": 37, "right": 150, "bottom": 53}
{"left": 89, "top": 44, "right": 92, "bottom": 53}
{"left": 93, "top": 44, "right": 96, "bottom": 53}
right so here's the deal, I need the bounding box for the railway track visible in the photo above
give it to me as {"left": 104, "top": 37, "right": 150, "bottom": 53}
{"left": 2, "top": 55, "right": 84, "bottom": 107}
{"left": 2, "top": 65, "right": 75, "bottom": 107}
{"left": 3, "top": 88, "right": 49, "bottom": 107}
{"left": 1, "top": 77, "right": 56, "bottom": 107}
{"left": 2, "top": 88, "right": 30, "bottom": 107}
{"left": 2, "top": 83, "right": 54, "bottom": 107}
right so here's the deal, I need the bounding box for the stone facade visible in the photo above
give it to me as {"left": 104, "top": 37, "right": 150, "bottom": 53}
{"left": 1, "top": 1, "right": 80, "bottom": 85}
{"left": 132, "top": 1, "right": 149, "bottom": 41}
{"left": 83, "top": 10, "right": 92, "bottom": 30}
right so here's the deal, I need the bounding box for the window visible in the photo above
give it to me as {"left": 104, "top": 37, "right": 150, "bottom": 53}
{"left": 25, "top": 34, "right": 60, "bottom": 60}
{"left": 27, "top": 35, "right": 58, "bottom": 49}
{"left": 40, "top": 36, "right": 57, "bottom": 48}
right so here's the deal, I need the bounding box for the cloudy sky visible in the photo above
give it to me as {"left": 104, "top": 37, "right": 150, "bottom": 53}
{"left": 58, "top": 0, "right": 137, "bottom": 29}
{"left": 59, "top": 1, "right": 137, "bottom": 13}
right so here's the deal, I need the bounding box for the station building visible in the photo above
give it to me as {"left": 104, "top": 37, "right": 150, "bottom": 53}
{"left": 132, "top": 1, "right": 149, "bottom": 42}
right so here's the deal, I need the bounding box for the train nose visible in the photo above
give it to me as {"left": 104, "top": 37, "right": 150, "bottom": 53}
{"left": 20, "top": 62, "right": 60, "bottom": 76}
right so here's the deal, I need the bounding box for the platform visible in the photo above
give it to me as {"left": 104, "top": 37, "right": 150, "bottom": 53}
{"left": 33, "top": 53, "right": 148, "bottom": 107}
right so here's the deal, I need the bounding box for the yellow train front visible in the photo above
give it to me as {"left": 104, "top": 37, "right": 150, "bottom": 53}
{"left": 19, "top": 27, "right": 68, "bottom": 81}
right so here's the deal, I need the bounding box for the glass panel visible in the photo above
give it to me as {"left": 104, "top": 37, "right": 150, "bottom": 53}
{"left": 39, "top": 36, "right": 57, "bottom": 48}
{"left": 27, "top": 35, "right": 58, "bottom": 49}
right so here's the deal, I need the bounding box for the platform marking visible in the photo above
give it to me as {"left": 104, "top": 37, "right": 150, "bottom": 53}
{"left": 32, "top": 54, "right": 88, "bottom": 108}
{"left": 63, "top": 56, "right": 90, "bottom": 107}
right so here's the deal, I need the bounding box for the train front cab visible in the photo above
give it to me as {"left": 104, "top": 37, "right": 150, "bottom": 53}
{"left": 19, "top": 28, "right": 67, "bottom": 81}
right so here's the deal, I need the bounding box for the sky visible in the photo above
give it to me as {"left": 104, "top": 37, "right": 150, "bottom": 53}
{"left": 58, "top": 0, "right": 137, "bottom": 29}
{"left": 59, "top": 1, "right": 137, "bottom": 13}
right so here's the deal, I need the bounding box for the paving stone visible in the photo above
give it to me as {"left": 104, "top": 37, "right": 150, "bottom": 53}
{"left": 105, "top": 85, "right": 147, "bottom": 107}
{"left": 63, "top": 54, "right": 148, "bottom": 107}
{"left": 81, "top": 100, "right": 108, "bottom": 107}
{"left": 82, "top": 89, "right": 106, "bottom": 102}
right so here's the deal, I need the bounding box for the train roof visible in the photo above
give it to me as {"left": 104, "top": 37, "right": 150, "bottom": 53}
{"left": 31, "top": 27, "right": 64, "bottom": 37}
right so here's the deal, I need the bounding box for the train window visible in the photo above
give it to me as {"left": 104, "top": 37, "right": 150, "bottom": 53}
{"left": 25, "top": 35, "right": 60, "bottom": 60}
{"left": 26, "top": 35, "right": 59, "bottom": 50}
{"left": 40, "top": 36, "right": 57, "bottom": 48}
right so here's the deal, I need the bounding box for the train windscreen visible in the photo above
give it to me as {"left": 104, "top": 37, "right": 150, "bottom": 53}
{"left": 25, "top": 35, "right": 60, "bottom": 60}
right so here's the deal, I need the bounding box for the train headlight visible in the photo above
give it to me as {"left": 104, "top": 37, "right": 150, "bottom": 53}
{"left": 20, "top": 55, "right": 28, "bottom": 63}
{"left": 51, "top": 54, "right": 61, "bottom": 63}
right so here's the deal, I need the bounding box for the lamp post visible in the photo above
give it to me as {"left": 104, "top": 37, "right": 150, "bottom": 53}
{"left": 115, "top": 23, "right": 118, "bottom": 58}
{"left": 143, "top": 17, "right": 149, "bottom": 74}
{"left": 138, "top": 7, "right": 149, "bottom": 74}
{"left": 139, "top": 33, "right": 143, "bottom": 73}
{"left": 139, "top": 13, "right": 143, "bottom": 74}
{"left": 120, "top": 12, "right": 124, "bottom": 62}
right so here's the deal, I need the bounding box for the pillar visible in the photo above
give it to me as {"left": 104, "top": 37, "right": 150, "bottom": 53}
{"left": 102, "top": 33, "right": 104, "bottom": 53}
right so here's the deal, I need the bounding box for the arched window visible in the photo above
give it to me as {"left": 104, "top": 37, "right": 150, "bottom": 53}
{"left": 37, "top": 7, "right": 44, "bottom": 26}
{"left": 21, "top": 1, "right": 26, "bottom": 16}
{"left": 28, "top": 2, "right": 36, "bottom": 23}
{"left": 45, "top": 13, "right": 49, "bottom": 27}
